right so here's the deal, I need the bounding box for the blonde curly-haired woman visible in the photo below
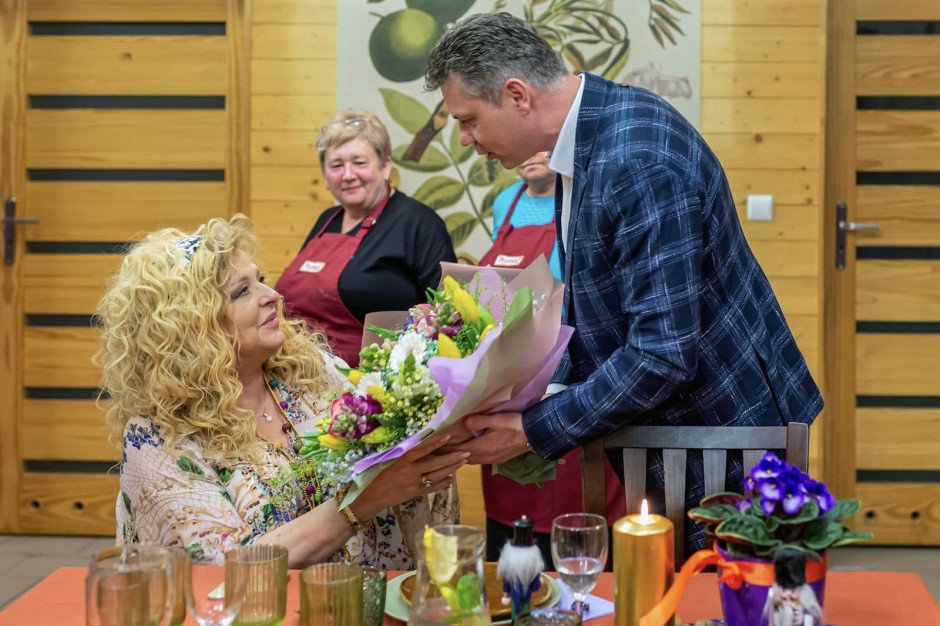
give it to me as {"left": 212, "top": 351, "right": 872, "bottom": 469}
{"left": 96, "top": 215, "right": 464, "bottom": 569}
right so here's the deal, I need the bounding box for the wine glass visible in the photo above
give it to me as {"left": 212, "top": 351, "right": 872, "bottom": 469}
{"left": 550, "top": 513, "right": 608, "bottom": 618}
{"left": 185, "top": 560, "right": 243, "bottom": 626}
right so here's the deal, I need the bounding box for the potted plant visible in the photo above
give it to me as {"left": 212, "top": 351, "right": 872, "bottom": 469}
{"left": 688, "top": 452, "right": 872, "bottom": 625}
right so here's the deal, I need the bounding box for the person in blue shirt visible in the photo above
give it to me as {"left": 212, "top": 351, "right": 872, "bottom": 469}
{"left": 479, "top": 152, "right": 561, "bottom": 279}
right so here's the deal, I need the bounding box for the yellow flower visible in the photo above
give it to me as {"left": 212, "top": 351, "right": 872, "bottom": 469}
{"left": 451, "top": 289, "right": 479, "bottom": 325}
{"left": 317, "top": 433, "right": 350, "bottom": 451}
{"left": 346, "top": 369, "right": 364, "bottom": 385}
{"left": 314, "top": 418, "right": 331, "bottom": 432}
{"left": 361, "top": 426, "right": 389, "bottom": 445}
{"left": 442, "top": 275, "right": 460, "bottom": 298}
{"left": 436, "top": 334, "right": 462, "bottom": 358}
{"left": 479, "top": 323, "right": 496, "bottom": 343}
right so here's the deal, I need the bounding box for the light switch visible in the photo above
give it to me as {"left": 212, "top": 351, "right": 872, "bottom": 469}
{"left": 747, "top": 194, "right": 773, "bottom": 221}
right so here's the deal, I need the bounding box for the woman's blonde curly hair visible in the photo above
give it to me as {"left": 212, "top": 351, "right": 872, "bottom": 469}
{"left": 96, "top": 214, "right": 333, "bottom": 463}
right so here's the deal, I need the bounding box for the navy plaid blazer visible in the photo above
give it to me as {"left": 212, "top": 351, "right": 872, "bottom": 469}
{"left": 521, "top": 74, "right": 823, "bottom": 552}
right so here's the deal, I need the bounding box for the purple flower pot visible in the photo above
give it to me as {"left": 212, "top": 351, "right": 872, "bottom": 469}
{"left": 716, "top": 545, "right": 826, "bottom": 626}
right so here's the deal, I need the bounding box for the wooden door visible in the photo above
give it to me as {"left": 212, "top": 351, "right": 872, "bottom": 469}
{"left": 0, "top": 0, "right": 248, "bottom": 536}
{"left": 826, "top": 0, "right": 940, "bottom": 545}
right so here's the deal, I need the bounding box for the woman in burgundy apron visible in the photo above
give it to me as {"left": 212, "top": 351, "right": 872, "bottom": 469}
{"left": 276, "top": 110, "right": 457, "bottom": 367}
{"left": 479, "top": 153, "right": 625, "bottom": 566}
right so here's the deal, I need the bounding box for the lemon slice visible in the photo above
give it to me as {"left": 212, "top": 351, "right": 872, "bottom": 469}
{"left": 423, "top": 526, "right": 458, "bottom": 583}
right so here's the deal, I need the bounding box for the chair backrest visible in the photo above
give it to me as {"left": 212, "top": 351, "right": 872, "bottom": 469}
{"left": 581, "top": 422, "right": 809, "bottom": 570}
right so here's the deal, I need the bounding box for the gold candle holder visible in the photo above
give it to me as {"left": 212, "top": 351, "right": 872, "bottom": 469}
{"left": 613, "top": 499, "right": 674, "bottom": 626}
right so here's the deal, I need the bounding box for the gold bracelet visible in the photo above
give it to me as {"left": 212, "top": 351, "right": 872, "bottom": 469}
{"left": 338, "top": 504, "right": 367, "bottom": 533}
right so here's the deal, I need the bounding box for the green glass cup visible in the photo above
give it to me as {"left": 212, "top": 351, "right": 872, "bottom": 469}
{"left": 299, "top": 562, "right": 363, "bottom": 626}
{"left": 361, "top": 567, "right": 387, "bottom": 626}
{"left": 515, "top": 608, "right": 583, "bottom": 625}
{"left": 168, "top": 547, "right": 191, "bottom": 625}
{"left": 225, "top": 544, "right": 289, "bottom": 626}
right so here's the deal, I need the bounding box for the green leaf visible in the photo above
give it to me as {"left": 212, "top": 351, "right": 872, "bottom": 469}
{"left": 700, "top": 492, "right": 748, "bottom": 508}
{"left": 392, "top": 145, "right": 450, "bottom": 172}
{"left": 444, "top": 212, "right": 478, "bottom": 247}
{"left": 649, "top": 23, "right": 665, "bottom": 49}
{"left": 176, "top": 456, "right": 205, "bottom": 476}
{"left": 777, "top": 544, "right": 823, "bottom": 562}
{"left": 220, "top": 490, "right": 234, "bottom": 505}
{"left": 456, "top": 573, "right": 481, "bottom": 610}
{"left": 562, "top": 44, "right": 587, "bottom": 72}
{"left": 763, "top": 516, "right": 780, "bottom": 533}
{"left": 379, "top": 88, "right": 431, "bottom": 135}
{"left": 468, "top": 157, "right": 503, "bottom": 186}
{"left": 412, "top": 176, "right": 466, "bottom": 210}
{"left": 659, "top": 0, "right": 691, "bottom": 14}
{"left": 688, "top": 504, "right": 738, "bottom": 525}
{"left": 602, "top": 40, "right": 630, "bottom": 80}
{"left": 367, "top": 0, "right": 386, "bottom": 3}
{"left": 831, "top": 530, "right": 874, "bottom": 548}
{"left": 777, "top": 499, "right": 819, "bottom": 525}
{"left": 715, "top": 516, "right": 779, "bottom": 547}
{"left": 216, "top": 467, "right": 234, "bottom": 483}
{"left": 122, "top": 491, "right": 132, "bottom": 515}
{"left": 584, "top": 46, "right": 613, "bottom": 72}
{"left": 262, "top": 503, "right": 275, "bottom": 521}
{"left": 449, "top": 122, "right": 474, "bottom": 164}
{"left": 803, "top": 519, "right": 845, "bottom": 551}
{"left": 825, "top": 499, "right": 862, "bottom": 522}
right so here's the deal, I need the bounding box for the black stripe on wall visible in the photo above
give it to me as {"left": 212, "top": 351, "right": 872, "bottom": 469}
{"left": 29, "top": 95, "right": 225, "bottom": 110}
{"left": 857, "top": 469, "right": 940, "bottom": 483}
{"left": 24, "top": 461, "right": 117, "bottom": 474}
{"left": 25, "top": 314, "right": 98, "bottom": 327}
{"left": 28, "top": 169, "right": 224, "bottom": 182}
{"left": 25, "top": 387, "right": 105, "bottom": 400}
{"left": 30, "top": 22, "right": 226, "bottom": 36}
{"left": 856, "top": 247, "right": 940, "bottom": 260}
{"left": 857, "top": 321, "right": 940, "bottom": 334}
{"left": 857, "top": 96, "right": 940, "bottom": 110}
{"left": 857, "top": 21, "right": 940, "bottom": 35}
{"left": 857, "top": 395, "right": 940, "bottom": 408}
{"left": 857, "top": 172, "right": 940, "bottom": 186}
{"left": 26, "top": 242, "right": 130, "bottom": 254}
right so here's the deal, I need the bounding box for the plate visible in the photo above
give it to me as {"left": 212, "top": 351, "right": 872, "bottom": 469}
{"left": 385, "top": 572, "right": 562, "bottom": 625}
{"left": 399, "top": 562, "right": 554, "bottom": 617}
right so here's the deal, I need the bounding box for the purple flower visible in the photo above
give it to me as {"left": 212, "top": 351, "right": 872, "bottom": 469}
{"left": 760, "top": 496, "right": 777, "bottom": 515}
{"left": 779, "top": 468, "right": 807, "bottom": 514}
{"left": 750, "top": 452, "right": 787, "bottom": 481}
{"left": 758, "top": 477, "right": 782, "bottom": 502}
{"left": 329, "top": 393, "right": 382, "bottom": 439}
{"left": 737, "top": 498, "right": 753, "bottom": 513}
{"left": 804, "top": 479, "right": 835, "bottom": 513}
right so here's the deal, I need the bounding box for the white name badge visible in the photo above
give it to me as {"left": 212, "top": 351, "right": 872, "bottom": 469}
{"left": 299, "top": 260, "right": 326, "bottom": 273}
{"left": 494, "top": 254, "right": 524, "bottom": 267}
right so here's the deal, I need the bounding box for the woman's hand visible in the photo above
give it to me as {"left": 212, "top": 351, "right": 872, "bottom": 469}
{"left": 352, "top": 435, "right": 468, "bottom": 519}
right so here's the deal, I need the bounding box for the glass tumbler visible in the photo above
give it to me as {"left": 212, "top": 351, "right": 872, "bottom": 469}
{"left": 514, "top": 608, "right": 582, "bottom": 625}
{"left": 361, "top": 567, "right": 387, "bottom": 626}
{"left": 225, "top": 544, "right": 288, "bottom": 626}
{"left": 299, "top": 562, "right": 363, "bottom": 626}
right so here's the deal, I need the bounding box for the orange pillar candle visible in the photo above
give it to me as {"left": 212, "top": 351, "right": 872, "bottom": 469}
{"left": 613, "top": 499, "right": 675, "bottom": 626}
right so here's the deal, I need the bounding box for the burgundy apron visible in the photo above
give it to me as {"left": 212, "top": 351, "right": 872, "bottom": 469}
{"left": 479, "top": 185, "right": 626, "bottom": 532}
{"left": 478, "top": 184, "right": 556, "bottom": 269}
{"left": 276, "top": 191, "right": 391, "bottom": 367}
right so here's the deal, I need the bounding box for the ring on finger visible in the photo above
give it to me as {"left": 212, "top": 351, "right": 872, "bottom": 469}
{"left": 421, "top": 475, "right": 433, "bottom": 489}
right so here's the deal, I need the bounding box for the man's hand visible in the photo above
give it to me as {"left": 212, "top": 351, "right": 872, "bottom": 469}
{"left": 441, "top": 412, "right": 531, "bottom": 465}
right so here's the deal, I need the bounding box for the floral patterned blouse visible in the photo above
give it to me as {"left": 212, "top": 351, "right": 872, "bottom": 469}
{"left": 116, "top": 351, "right": 459, "bottom": 569}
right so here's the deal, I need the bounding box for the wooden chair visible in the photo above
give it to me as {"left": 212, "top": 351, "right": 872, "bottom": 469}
{"left": 581, "top": 422, "right": 809, "bottom": 569}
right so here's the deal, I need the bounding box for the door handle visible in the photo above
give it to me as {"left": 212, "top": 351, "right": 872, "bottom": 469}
{"left": 835, "top": 201, "right": 879, "bottom": 270}
{"left": 4, "top": 197, "right": 39, "bottom": 265}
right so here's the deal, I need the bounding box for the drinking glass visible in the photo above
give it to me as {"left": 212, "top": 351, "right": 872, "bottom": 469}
{"left": 88, "top": 545, "right": 173, "bottom": 626}
{"left": 361, "top": 567, "right": 387, "bottom": 626}
{"left": 169, "top": 547, "right": 191, "bottom": 625}
{"left": 299, "top": 562, "right": 363, "bottom": 626}
{"left": 225, "top": 544, "right": 288, "bottom": 626}
{"left": 185, "top": 558, "right": 243, "bottom": 626}
{"left": 409, "top": 525, "right": 490, "bottom": 626}
{"left": 551, "top": 513, "right": 608, "bottom": 618}
{"left": 515, "top": 608, "right": 582, "bottom": 625}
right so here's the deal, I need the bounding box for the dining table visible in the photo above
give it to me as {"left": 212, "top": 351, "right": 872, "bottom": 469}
{"left": 1, "top": 566, "right": 937, "bottom": 625}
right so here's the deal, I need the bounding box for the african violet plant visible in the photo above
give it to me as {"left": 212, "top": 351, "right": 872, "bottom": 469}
{"left": 688, "top": 452, "right": 873, "bottom": 561}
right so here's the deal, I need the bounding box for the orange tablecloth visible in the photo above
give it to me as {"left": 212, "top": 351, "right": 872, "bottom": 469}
{"left": 1, "top": 566, "right": 937, "bottom": 625}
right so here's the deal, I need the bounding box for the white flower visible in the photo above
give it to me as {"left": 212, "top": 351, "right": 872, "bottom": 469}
{"left": 388, "top": 331, "right": 428, "bottom": 370}
{"left": 356, "top": 372, "right": 384, "bottom": 395}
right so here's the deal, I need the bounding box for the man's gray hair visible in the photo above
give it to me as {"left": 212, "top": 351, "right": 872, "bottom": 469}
{"left": 424, "top": 12, "right": 567, "bottom": 106}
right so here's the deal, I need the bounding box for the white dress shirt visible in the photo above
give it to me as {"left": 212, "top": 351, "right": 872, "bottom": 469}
{"left": 547, "top": 74, "right": 585, "bottom": 254}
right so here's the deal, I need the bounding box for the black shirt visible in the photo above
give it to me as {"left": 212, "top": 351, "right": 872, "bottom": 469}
{"left": 298, "top": 191, "right": 457, "bottom": 322}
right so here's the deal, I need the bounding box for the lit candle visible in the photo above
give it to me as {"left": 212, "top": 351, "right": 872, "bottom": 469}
{"left": 613, "top": 499, "right": 675, "bottom": 626}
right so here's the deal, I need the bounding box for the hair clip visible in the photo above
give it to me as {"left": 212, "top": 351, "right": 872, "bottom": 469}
{"left": 173, "top": 235, "right": 205, "bottom": 269}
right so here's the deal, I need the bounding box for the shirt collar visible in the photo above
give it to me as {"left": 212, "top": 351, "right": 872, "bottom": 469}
{"left": 548, "top": 74, "right": 585, "bottom": 179}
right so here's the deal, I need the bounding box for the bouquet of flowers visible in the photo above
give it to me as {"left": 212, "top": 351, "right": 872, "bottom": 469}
{"left": 688, "top": 452, "right": 873, "bottom": 560}
{"left": 298, "top": 257, "right": 573, "bottom": 509}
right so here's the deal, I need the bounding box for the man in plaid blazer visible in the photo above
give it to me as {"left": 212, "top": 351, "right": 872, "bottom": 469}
{"left": 427, "top": 13, "right": 822, "bottom": 552}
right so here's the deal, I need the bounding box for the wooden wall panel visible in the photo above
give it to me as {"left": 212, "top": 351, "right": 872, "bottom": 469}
{"left": 23, "top": 400, "right": 118, "bottom": 461}
{"left": 252, "top": 0, "right": 335, "bottom": 24}
{"left": 24, "top": 254, "right": 122, "bottom": 314}
{"left": 701, "top": 98, "right": 820, "bottom": 134}
{"left": 856, "top": 334, "right": 940, "bottom": 396}
{"left": 251, "top": 59, "right": 336, "bottom": 95}
{"left": 702, "top": 0, "right": 824, "bottom": 26}
{"left": 750, "top": 241, "right": 819, "bottom": 277}
{"left": 251, "top": 130, "right": 319, "bottom": 166}
{"left": 770, "top": 276, "right": 819, "bottom": 316}
{"left": 27, "top": 0, "right": 227, "bottom": 21}
{"left": 738, "top": 204, "right": 819, "bottom": 242}
{"left": 19, "top": 473, "right": 118, "bottom": 536}
{"left": 705, "top": 134, "right": 820, "bottom": 170}
{"left": 856, "top": 0, "right": 940, "bottom": 20}
{"left": 857, "top": 409, "right": 940, "bottom": 470}
{"left": 854, "top": 483, "right": 940, "bottom": 545}
{"left": 24, "top": 182, "right": 226, "bottom": 241}
{"left": 23, "top": 327, "right": 99, "bottom": 388}
{"left": 27, "top": 36, "right": 228, "bottom": 95}
{"left": 252, "top": 95, "right": 334, "bottom": 130}
{"left": 856, "top": 110, "right": 940, "bottom": 171}
{"left": 702, "top": 62, "right": 820, "bottom": 99}
{"left": 856, "top": 36, "right": 940, "bottom": 96}
{"left": 26, "top": 110, "right": 227, "bottom": 168}
{"left": 725, "top": 169, "right": 818, "bottom": 206}
{"left": 855, "top": 186, "right": 940, "bottom": 246}
{"left": 702, "top": 26, "right": 823, "bottom": 63}
{"left": 252, "top": 23, "right": 335, "bottom": 59}
{"left": 856, "top": 261, "right": 940, "bottom": 321}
